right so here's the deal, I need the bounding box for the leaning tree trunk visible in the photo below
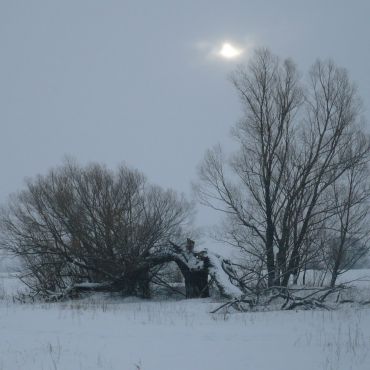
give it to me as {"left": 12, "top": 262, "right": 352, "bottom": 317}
{"left": 182, "top": 269, "right": 209, "bottom": 298}
{"left": 175, "top": 259, "right": 210, "bottom": 298}
{"left": 173, "top": 239, "right": 210, "bottom": 298}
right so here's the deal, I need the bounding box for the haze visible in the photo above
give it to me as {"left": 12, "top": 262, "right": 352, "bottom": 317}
{"left": 1, "top": 0, "right": 369, "bottom": 231}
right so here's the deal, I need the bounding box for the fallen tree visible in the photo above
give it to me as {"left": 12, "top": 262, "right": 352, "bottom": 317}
{"left": 210, "top": 282, "right": 370, "bottom": 313}
{"left": 23, "top": 238, "right": 244, "bottom": 301}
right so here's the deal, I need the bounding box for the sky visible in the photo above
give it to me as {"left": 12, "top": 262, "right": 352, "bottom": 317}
{"left": 1, "top": 0, "right": 370, "bottom": 238}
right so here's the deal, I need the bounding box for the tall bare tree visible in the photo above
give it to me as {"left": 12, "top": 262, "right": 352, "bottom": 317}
{"left": 195, "top": 49, "right": 370, "bottom": 288}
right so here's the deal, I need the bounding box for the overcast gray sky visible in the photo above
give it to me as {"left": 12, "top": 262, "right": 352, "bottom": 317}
{"left": 1, "top": 0, "right": 370, "bottom": 232}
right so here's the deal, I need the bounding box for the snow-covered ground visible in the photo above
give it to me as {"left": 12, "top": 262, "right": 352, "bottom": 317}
{"left": 0, "top": 272, "right": 370, "bottom": 370}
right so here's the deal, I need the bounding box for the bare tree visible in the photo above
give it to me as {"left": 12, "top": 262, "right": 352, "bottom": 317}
{"left": 323, "top": 164, "right": 370, "bottom": 287}
{"left": 275, "top": 60, "right": 369, "bottom": 286}
{"left": 0, "top": 160, "right": 194, "bottom": 298}
{"left": 196, "top": 49, "right": 302, "bottom": 287}
{"left": 195, "top": 49, "right": 370, "bottom": 289}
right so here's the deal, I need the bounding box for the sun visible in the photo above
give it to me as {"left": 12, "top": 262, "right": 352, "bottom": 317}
{"left": 219, "top": 42, "right": 243, "bottom": 59}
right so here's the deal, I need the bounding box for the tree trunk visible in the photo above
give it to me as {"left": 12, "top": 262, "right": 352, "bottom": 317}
{"left": 265, "top": 204, "right": 276, "bottom": 287}
{"left": 184, "top": 270, "right": 209, "bottom": 298}
{"left": 330, "top": 270, "right": 338, "bottom": 288}
{"left": 281, "top": 246, "right": 300, "bottom": 286}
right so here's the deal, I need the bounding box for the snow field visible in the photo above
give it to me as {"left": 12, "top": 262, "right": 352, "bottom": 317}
{"left": 0, "top": 274, "right": 369, "bottom": 370}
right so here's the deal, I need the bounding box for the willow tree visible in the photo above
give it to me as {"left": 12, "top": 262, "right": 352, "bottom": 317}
{"left": 0, "top": 160, "right": 194, "bottom": 298}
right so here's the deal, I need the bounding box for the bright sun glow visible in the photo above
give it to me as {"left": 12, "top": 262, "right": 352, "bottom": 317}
{"left": 219, "top": 42, "right": 243, "bottom": 59}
